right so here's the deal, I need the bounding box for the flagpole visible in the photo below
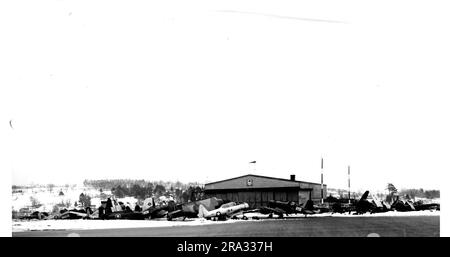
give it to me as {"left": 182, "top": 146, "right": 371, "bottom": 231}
{"left": 249, "top": 161, "right": 256, "bottom": 173}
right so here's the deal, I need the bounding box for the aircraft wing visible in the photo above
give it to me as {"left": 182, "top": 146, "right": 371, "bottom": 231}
{"left": 227, "top": 210, "right": 247, "bottom": 219}
{"left": 242, "top": 208, "right": 261, "bottom": 214}
{"left": 257, "top": 206, "right": 286, "bottom": 216}
{"left": 59, "top": 211, "right": 89, "bottom": 219}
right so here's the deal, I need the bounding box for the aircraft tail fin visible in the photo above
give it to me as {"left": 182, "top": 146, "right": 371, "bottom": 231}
{"left": 304, "top": 200, "right": 314, "bottom": 211}
{"left": 112, "top": 199, "right": 121, "bottom": 212}
{"left": 360, "top": 191, "right": 370, "bottom": 201}
{"left": 198, "top": 204, "right": 209, "bottom": 218}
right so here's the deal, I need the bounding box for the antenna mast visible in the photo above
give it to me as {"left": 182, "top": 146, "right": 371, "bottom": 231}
{"left": 348, "top": 165, "right": 351, "bottom": 204}
{"left": 321, "top": 157, "right": 324, "bottom": 204}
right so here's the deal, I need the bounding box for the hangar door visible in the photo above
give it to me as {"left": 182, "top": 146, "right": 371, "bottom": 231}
{"left": 241, "top": 191, "right": 258, "bottom": 208}
{"left": 287, "top": 191, "right": 299, "bottom": 203}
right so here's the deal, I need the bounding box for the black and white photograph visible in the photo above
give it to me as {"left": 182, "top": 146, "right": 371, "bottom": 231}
{"left": 2, "top": 0, "right": 449, "bottom": 242}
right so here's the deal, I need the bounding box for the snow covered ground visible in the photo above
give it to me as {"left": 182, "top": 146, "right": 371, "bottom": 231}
{"left": 12, "top": 186, "right": 172, "bottom": 215}
{"left": 12, "top": 210, "right": 439, "bottom": 232}
{"left": 12, "top": 218, "right": 246, "bottom": 232}
{"left": 239, "top": 210, "right": 440, "bottom": 219}
{"left": 12, "top": 186, "right": 110, "bottom": 213}
{"left": 324, "top": 210, "right": 440, "bottom": 218}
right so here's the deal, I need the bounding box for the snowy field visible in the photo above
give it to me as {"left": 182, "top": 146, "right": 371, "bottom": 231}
{"left": 12, "top": 210, "right": 439, "bottom": 232}
{"left": 244, "top": 210, "right": 440, "bottom": 219}
{"left": 12, "top": 218, "right": 246, "bottom": 232}
{"left": 12, "top": 186, "right": 113, "bottom": 213}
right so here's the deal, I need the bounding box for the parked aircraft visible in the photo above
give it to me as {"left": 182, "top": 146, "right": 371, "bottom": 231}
{"left": 391, "top": 197, "right": 416, "bottom": 212}
{"left": 141, "top": 198, "right": 180, "bottom": 219}
{"left": 252, "top": 199, "right": 327, "bottom": 218}
{"left": 268, "top": 200, "right": 301, "bottom": 215}
{"left": 19, "top": 211, "right": 50, "bottom": 220}
{"left": 57, "top": 207, "right": 93, "bottom": 219}
{"left": 167, "top": 197, "right": 223, "bottom": 221}
{"left": 414, "top": 201, "right": 440, "bottom": 211}
{"left": 99, "top": 197, "right": 146, "bottom": 220}
{"left": 354, "top": 191, "right": 390, "bottom": 214}
{"left": 198, "top": 202, "right": 249, "bottom": 220}
{"left": 354, "top": 191, "right": 376, "bottom": 214}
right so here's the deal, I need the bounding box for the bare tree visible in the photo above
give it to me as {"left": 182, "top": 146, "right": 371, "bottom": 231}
{"left": 386, "top": 183, "right": 398, "bottom": 203}
{"left": 30, "top": 196, "right": 41, "bottom": 208}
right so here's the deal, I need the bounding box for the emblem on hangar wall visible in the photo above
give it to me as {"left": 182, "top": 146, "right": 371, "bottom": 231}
{"left": 246, "top": 178, "right": 253, "bottom": 186}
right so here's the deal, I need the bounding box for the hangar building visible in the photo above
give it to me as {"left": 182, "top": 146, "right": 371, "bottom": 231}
{"left": 204, "top": 174, "right": 326, "bottom": 208}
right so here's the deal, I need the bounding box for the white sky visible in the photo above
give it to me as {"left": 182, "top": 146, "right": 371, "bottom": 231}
{"left": 2, "top": 0, "right": 449, "bottom": 193}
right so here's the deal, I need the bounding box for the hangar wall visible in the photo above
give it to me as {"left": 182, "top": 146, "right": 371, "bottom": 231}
{"left": 204, "top": 188, "right": 303, "bottom": 209}
{"left": 204, "top": 174, "right": 326, "bottom": 208}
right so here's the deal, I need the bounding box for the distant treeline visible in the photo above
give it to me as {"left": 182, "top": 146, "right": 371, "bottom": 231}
{"left": 83, "top": 179, "right": 201, "bottom": 191}
{"left": 398, "top": 188, "right": 439, "bottom": 199}
{"left": 328, "top": 186, "right": 440, "bottom": 201}
{"left": 12, "top": 184, "right": 77, "bottom": 190}
{"left": 83, "top": 179, "right": 204, "bottom": 203}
